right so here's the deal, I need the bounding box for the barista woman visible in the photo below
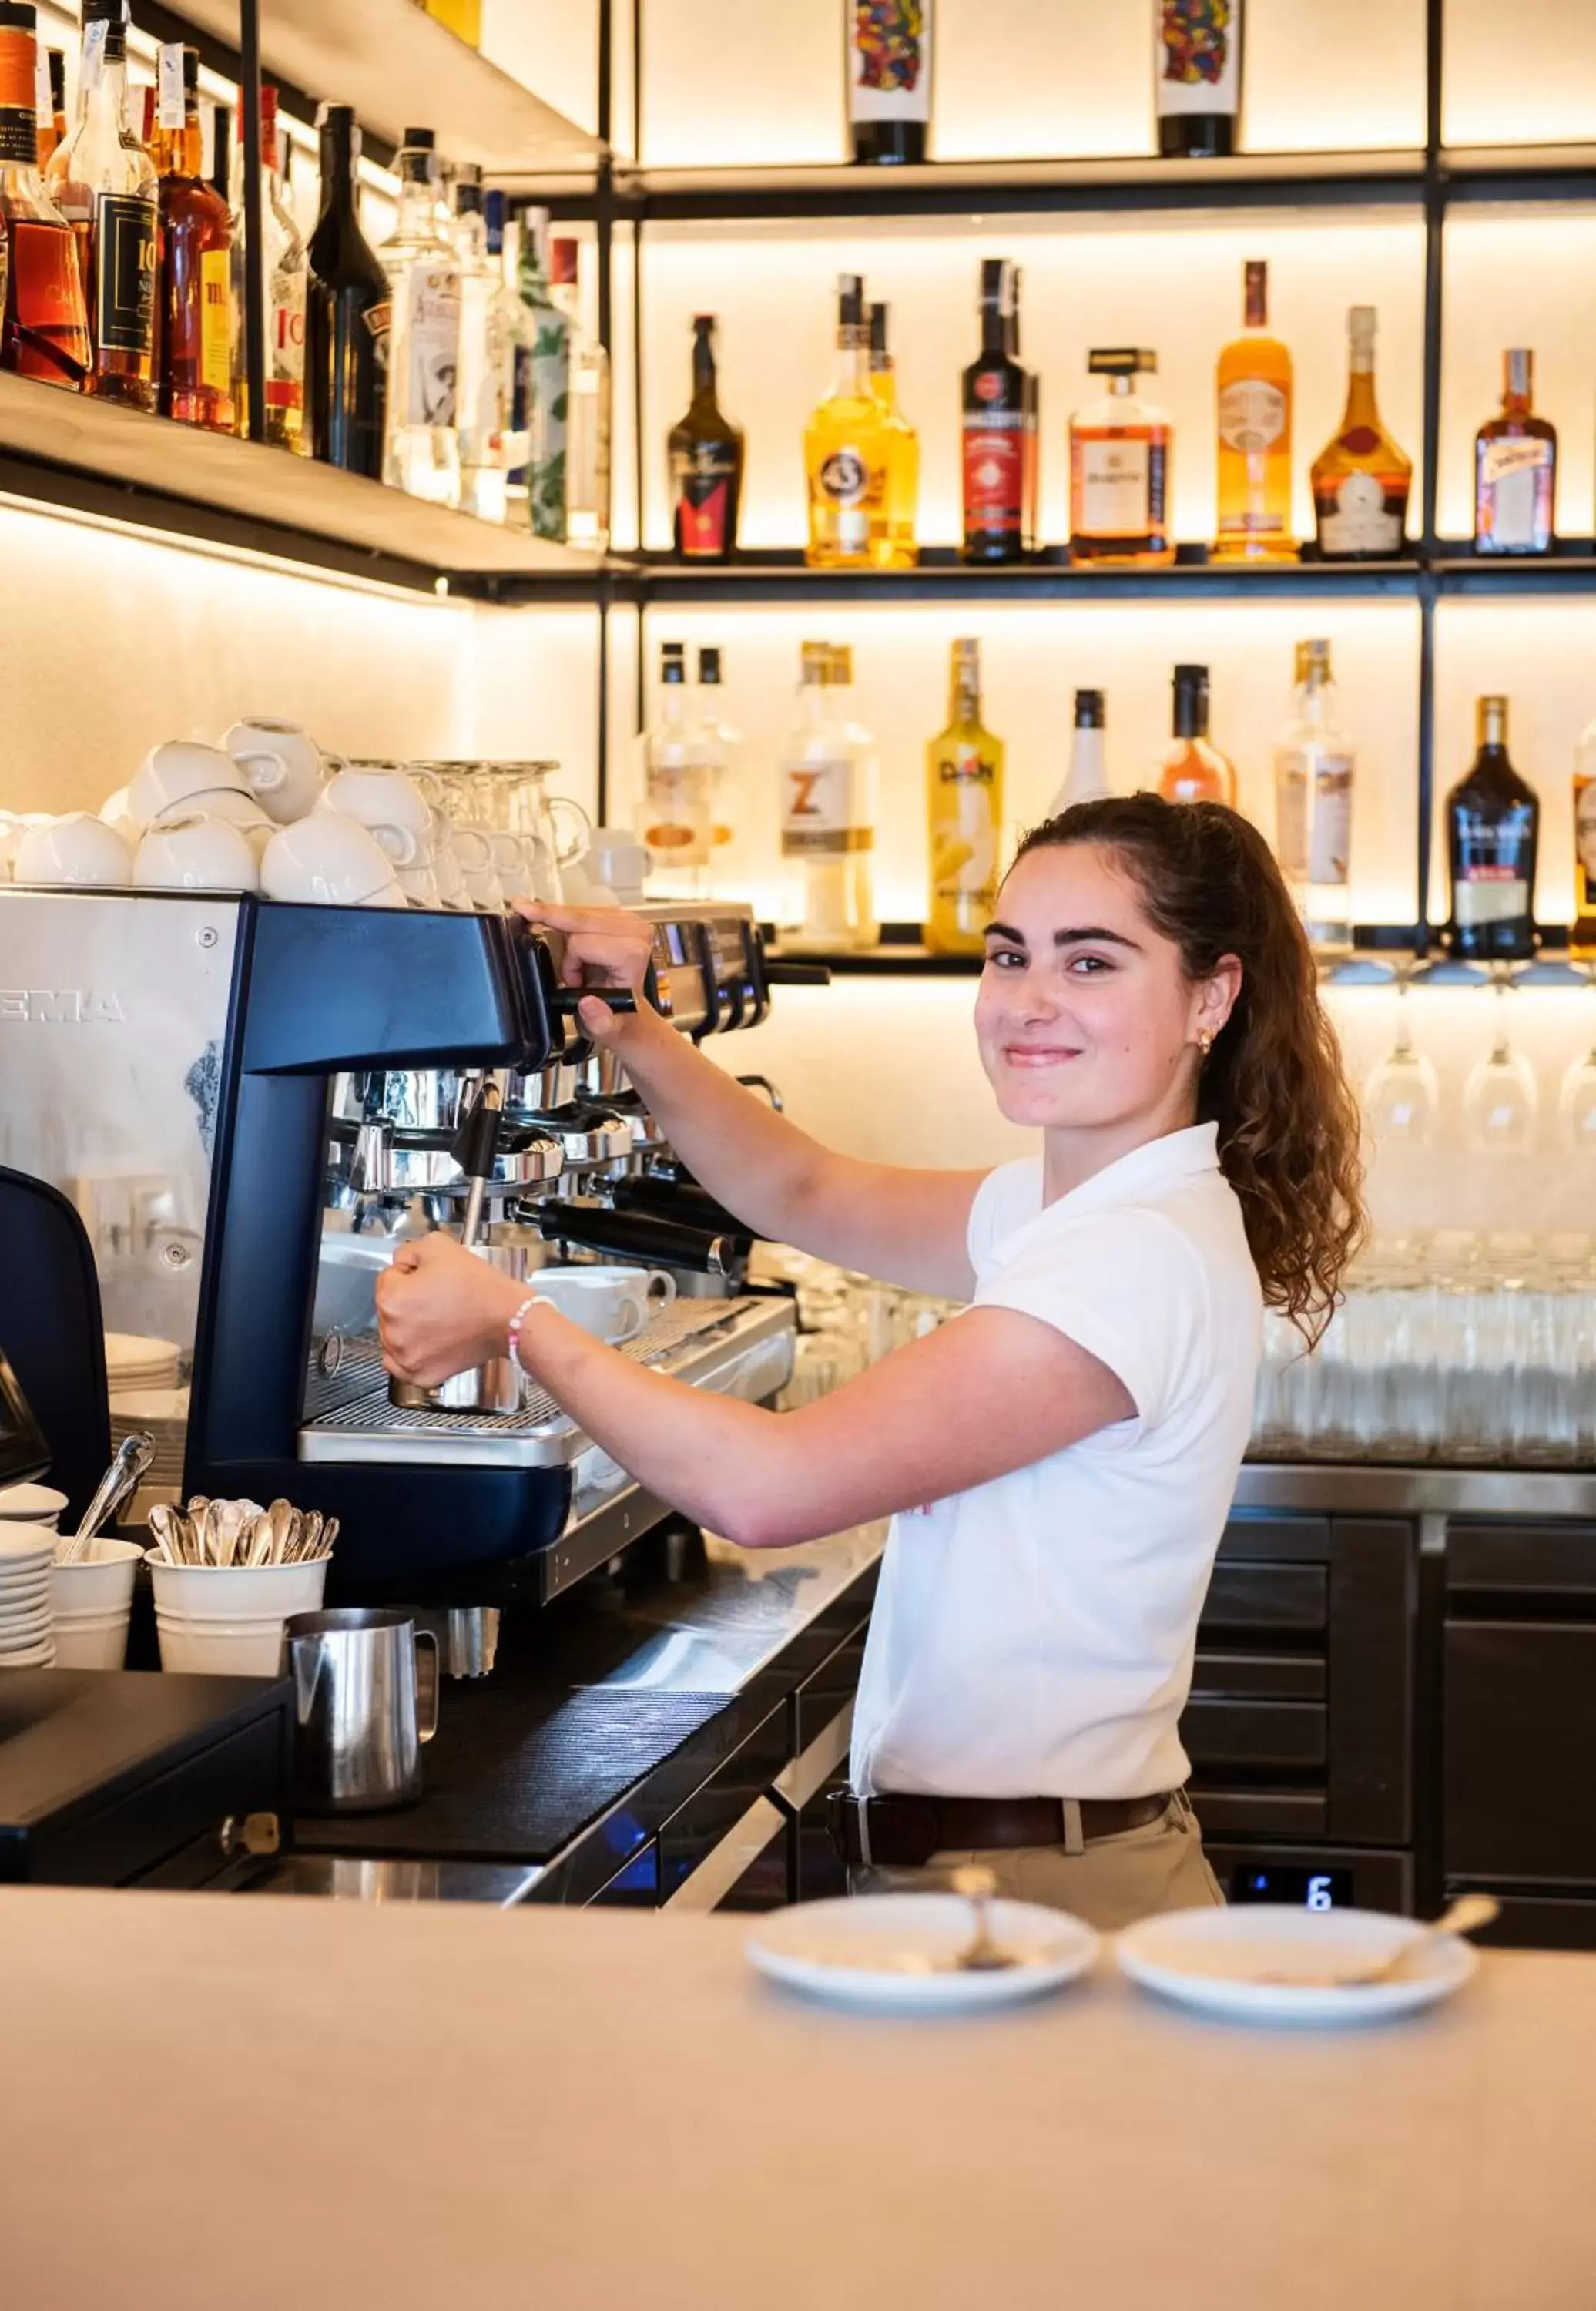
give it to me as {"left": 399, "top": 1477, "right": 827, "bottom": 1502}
{"left": 377, "top": 796, "right": 1363, "bottom": 1930}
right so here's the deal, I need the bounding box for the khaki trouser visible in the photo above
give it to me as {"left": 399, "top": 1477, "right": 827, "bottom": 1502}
{"left": 850, "top": 1792, "right": 1225, "bottom": 1935}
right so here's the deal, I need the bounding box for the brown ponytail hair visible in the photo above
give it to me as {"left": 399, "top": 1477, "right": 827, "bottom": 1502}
{"left": 1012, "top": 795, "right": 1364, "bottom": 1346}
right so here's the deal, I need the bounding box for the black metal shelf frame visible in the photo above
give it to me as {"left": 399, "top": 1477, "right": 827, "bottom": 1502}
{"left": 54, "top": 3, "right": 1596, "bottom": 951}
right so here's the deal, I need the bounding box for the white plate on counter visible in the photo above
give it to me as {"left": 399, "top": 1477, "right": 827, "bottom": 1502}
{"left": 1115, "top": 1904, "right": 1478, "bottom": 2028}
{"left": 746, "top": 1893, "right": 1101, "bottom": 2015}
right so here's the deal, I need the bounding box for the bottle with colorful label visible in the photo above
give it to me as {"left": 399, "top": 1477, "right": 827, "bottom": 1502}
{"left": 961, "top": 257, "right": 1028, "bottom": 564}
{"left": 45, "top": 0, "right": 157, "bottom": 411}
{"left": 1443, "top": 696, "right": 1539, "bottom": 963}
{"left": 1155, "top": 0, "right": 1243, "bottom": 159}
{"left": 151, "top": 42, "right": 233, "bottom": 432}
{"left": 515, "top": 205, "right": 568, "bottom": 542}
{"left": 1474, "top": 347, "right": 1556, "bottom": 557}
{"left": 1309, "top": 306, "right": 1411, "bottom": 561}
{"left": 847, "top": 0, "right": 932, "bottom": 166}
{"left": 0, "top": 1, "right": 90, "bottom": 393}
{"left": 926, "top": 636, "right": 1004, "bottom": 957}
{"left": 668, "top": 313, "right": 743, "bottom": 561}
{"left": 1069, "top": 348, "right": 1174, "bottom": 565}
{"left": 1274, "top": 639, "right": 1353, "bottom": 957}
{"left": 1214, "top": 257, "right": 1295, "bottom": 562}
{"left": 804, "top": 273, "right": 892, "bottom": 569}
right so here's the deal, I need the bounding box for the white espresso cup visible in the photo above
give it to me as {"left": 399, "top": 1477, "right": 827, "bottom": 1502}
{"left": 260, "top": 814, "right": 407, "bottom": 909}
{"left": 531, "top": 1263, "right": 676, "bottom": 1344}
{"left": 14, "top": 812, "right": 134, "bottom": 888}
{"left": 221, "top": 719, "right": 329, "bottom": 825}
{"left": 134, "top": 811, "right": 260, "bottom": 894}
{"left": 159, "top": 783, "right": 277, "bottom": 860}
{"left": 317, "top": 766, "right": 434, "bottom": 870}
{"left": 128, "top": 741, "right": 252, "bottom": 832}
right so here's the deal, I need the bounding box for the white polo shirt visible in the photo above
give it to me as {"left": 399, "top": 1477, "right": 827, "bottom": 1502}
{"left": 850, "top": 1122, "right": 1263, "bottom": 1802}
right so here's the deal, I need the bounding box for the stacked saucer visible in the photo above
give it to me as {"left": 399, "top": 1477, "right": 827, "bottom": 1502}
{"left": 109, "top": 1385, "right": 189, "bottom": 1491}
{"left": 105, "top": 1333, "right": 181, "bottom": 1392}
{"left": 0, "top": 1527, "right": 55, "bottom": 1669}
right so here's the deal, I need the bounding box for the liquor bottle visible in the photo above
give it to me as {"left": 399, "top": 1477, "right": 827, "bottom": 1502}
{"left": 454, "top": 169, "right": 512, "bottom": 522}
{"left": 42, "top": 0, "right": 156, "bottom": 410}
{"left": 1069, "top": 349, "right": 1174, "bottom": 565}
{"left": 150, "top": 45, "right": 233, "bottom": 432}
{"left": 867, "top": 299, "right": 917, "bottom": 568}
{"left": 1309, "top": 307, "right": 1412, "bottom": 562}
{"left": 846, "top": 0, "right": 932, "bottom": 166}
{"left": 514, "top": 206, "right": 568, "bottom": 542}
{"left": 378, "top": 126, "right": 461, "bottom": 507}
{"left": 1158, "top": 664, "right": 1234, "bottom": 806}
{"left": 1443, "top": 696, "right": 1539, "bottom": 963}
{"left": 303, "top": 101, "right": 390, "bottom": 478}
{"left": 779, "top": 640, "right": 878, "bottom": 951}
{"left": 1155, "top": 0, "right": 1244, "bottom": 159}
{"left": 695, "top": 644, "right": 741, "bottom": 884}
{"left": 1274, "top": 639, "right": 1353, "bottom": 958}
{"left": 548, "top": 238, "right": 611, "bottom": 552}
{"left": 1010, "top": 265, "right": 1040, "bottom": 556}
{"left": 1571, "top": 714, "right": 1596, "bottom": 963}
{"left": 926, "top": 636, "right": 1004, "bottom": 956}
{"left": 0, "top": 2, "right": 90, "bottom": 391}
{"left": 226, "top": 84, "right": 306, "bottom": 453}
{"left": 1048, "top": 689, "right": 1109, "bottom": 813}
{"left": 1214, "top": 258, "right": 1295, "bottom": 562}
{"left": 667, "top": 312, "right": 743, "bottom": 561}
{"left": 804, "top": 272, "right": 891, "bottom": 569}
{"left": 961, "top": 257, "right": 1027, "bottom": 565}
{"left": 34, "top": 44, "right": 62, "bottom": 167}
{"left": 1474, "top": 348, "right": 1556, "bottom": 557}
{"left": 639, "top": 639, "right": 714, "bottom": 897}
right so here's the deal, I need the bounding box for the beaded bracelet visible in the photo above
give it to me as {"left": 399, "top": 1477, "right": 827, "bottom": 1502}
{"left": 507, "top": 1293, "right": 555, "bottom": 1383}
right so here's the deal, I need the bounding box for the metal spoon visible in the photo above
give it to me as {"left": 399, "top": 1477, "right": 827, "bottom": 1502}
{"left": 1262, "top": 1893, "right": 1501, "bottom": 1990}
{"left": 949, "top": 1865, "right": 1017, "bottom": 1972}
{"left": 59, "top": 1432, "right": 156, "bottom": 1565}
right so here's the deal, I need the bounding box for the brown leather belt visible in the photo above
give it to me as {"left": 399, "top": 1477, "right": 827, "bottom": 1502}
{"left": 828, "top": 1790, "right": 1174, "bottom": 1870}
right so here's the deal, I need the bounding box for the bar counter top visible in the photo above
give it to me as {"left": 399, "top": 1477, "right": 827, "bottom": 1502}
{"left": 3, "top": 1886, "right": 1593, "bottom": 2309}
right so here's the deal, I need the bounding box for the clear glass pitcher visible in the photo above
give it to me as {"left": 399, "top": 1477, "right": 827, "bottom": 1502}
{"left": 471, "top": 760, "right": 591, "bottom": 903}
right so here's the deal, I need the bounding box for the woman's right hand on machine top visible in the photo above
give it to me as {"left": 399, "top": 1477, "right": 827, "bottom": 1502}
{"left": 514, "top": 899, "right": 661, "bottom": 1051}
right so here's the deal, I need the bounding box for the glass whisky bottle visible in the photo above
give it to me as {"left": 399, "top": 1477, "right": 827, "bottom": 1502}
{"left": 1158, "top": 663, "right": 1234, "bottom": 807}
{"left": 0, "top": 0, "right": 90, "bottom": 392}
{"left": 1274, "top": 639, "right": 1354, "bottom": 958}
{"left": 151, "top": 42, "right": 233, "bottom": 433}
{"left": 804, "top": 272, "right": 892, "bottom": 569}
{"left": 1213, "top": 257, "right": 1295, "bottom": 562}
{"left": 1309, "top": 306, "right": 1411, "bottom": 561}
{"left": 1069, "top": 349, "right": 1174, "bottom": 565}
{"left": 45, "top": 0, "right": 156, "bottom": 411}
{"left": 1474, "top": 347, "right": 1556, "bottom": 557}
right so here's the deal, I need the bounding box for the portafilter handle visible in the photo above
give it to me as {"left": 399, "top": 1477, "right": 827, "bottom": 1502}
{"left": 450, "top": 1073, "right": 506, "bottom": 1251}
{"left": 528, "top": 1198, "right": 736, "bottom": 1280}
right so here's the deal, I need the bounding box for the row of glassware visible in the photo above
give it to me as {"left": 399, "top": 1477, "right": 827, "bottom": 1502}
{"left": 1254, "top": 1234, "right": 1596, "bottom": 1468}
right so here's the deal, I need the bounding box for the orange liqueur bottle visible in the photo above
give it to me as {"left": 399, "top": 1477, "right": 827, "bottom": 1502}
{"left": 151, "top": 41, "right": 233, "bottom": 431}
{"left": 1310, "top": 306, "right": 1411, "bottom": 560}
{"left": 0, "top": 0, "right": 89, "bottom": 391}
{"left": 1158, "top": 663, "right": 1235, "bottom": 807}
{"left": 1214, "top": 257, "right": 1296, "bottom": 562}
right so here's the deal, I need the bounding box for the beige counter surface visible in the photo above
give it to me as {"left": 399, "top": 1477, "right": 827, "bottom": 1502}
{"left": 2, "top": 1886, "right": 1593, "bottom": 2310}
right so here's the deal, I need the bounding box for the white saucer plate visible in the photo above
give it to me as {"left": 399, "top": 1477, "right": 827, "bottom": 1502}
{"left": 0, "top": 1638, "right": 56, "bottom": 1669}
{"left": 746, "top": 1893, "right": 1101, "bottom": 2015}
{"left": 1115, "top": 1903, "right": 1478, "bottom": 2028}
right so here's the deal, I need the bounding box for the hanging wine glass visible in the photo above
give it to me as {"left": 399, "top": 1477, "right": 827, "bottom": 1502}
{"left": 1363, "top": 968, "right": 1440, "bottom": 1149}
{"left": 1464, "top": 973, "right": 1538, "bottom": 1155}
{"left": 1557, "top": 966, "right": 1596, "bottom": 1149}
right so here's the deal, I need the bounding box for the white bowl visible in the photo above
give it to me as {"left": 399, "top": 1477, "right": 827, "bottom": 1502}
{"left": 14, "top": 813, "right": 133, "bottom": 889}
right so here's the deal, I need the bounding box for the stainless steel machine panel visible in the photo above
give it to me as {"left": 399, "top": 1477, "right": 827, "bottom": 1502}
{"left": 0, "top": 891, "right": 240, "bottom": 1354}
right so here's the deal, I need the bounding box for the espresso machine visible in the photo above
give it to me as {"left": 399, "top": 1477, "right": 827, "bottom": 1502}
{"left": 0, "top": 889, "right": 803, "bottom": 1606}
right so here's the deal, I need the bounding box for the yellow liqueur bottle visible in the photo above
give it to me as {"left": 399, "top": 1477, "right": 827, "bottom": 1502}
{"left": 867, "top": 297, "right": 918, "bottom": 569}
{"left": 804, "top": 272, "right": 891, "bottom": 569}
{"left": 1214, "top": 257, "right": 1296, "bottom": 562}
{"left": 926, "top": 636, "right": 1004, "bottom": 955}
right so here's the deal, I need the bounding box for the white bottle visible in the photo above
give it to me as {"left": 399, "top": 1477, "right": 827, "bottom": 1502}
{"left": 693, "top": 645, "right": 742, "bottom": 894}
{"left": 379, "top": 126, "right": 462, "bottom": 508}
{"left": 1048, "top": 688, "right": 1108, "bottom": 813}
{"left": 1274, "top": 637, "right": 1355, "bottom": 958}
{"left": 639, "top": 642, "right": 713, "bottom": 899}
{"left": 779, "top": 642, "right": 878, "bottom": 951}
{"left": 548, "top": 237, "right": 612, "bottom": 553}
{"left": 452, "top": 167, "right": 514, "bottom": 524}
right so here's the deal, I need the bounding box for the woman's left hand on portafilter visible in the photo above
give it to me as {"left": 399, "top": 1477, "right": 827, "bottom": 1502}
{"left": 377, "top": 1234, "right": 519, "bottom": 1389}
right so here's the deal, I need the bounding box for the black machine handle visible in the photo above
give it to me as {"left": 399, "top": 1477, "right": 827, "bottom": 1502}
{"left": 528, "top": 1199, "right": 736, "bottom": 1279}
{"left": 546, "top": 986, "right": 640, "bottom": 1019}
{"left": 610, "top": 1176, "right": 753, "bottom": 1248}
{"left": 763, "top": 961, "right": 832, "bottom": 987}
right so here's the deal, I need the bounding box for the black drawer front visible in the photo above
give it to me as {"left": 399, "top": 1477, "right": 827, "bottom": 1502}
{"left": 1448, "top": 1524, "right": 1596, "bottom": 1602}
{"left": 793, "top": 1622, "right": 867, "bottom": 1754}
{"left": 1192, "top": 1651, "right": 1326, "bottom": 1701}
{"left": 1445, "top": 1621, "right": 1596, "bottom": 1883}
{"left": 1189, "top": 1788, "right": 1328, "bottom": 1837}
{"left": 1218, "top": 1516, "right": 1331, "bottom": 1564}
{"left": 42, "top": 1715, "right": 287, "bottom": 1888}
{"left": 1200, "top": 1562, "right": 1328, "bottom": 1635}
{"left": 1182, "top": 1698, "right": 1328, "bottom": 1771}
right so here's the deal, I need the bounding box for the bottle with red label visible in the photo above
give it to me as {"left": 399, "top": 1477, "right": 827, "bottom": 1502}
{"left": 961, "top": 257, "right": 1031, "bottom": 564}
{"left": 668, "top": 312, "right": 743, "bottom": 562}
